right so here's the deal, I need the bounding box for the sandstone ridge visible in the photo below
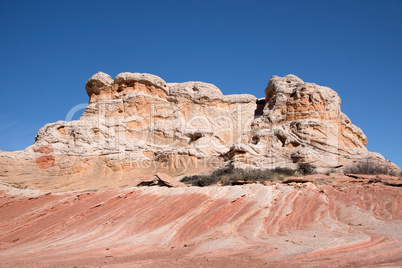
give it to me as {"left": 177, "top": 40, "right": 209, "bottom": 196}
{"left": 0, "top": 72, "right": 399, "bottom": 191}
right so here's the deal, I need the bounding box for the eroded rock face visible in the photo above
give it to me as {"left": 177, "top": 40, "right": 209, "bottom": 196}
{"left": 1, "top": 182, "right": 401, "bottom": 267}
{"left": 0, "top": 72, "right": 399, "bottom": 191}
{"left": 234, "top": 75, "right": 375, "bottom": 171}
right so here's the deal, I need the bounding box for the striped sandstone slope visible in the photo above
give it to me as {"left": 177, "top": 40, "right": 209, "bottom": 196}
{"left": 0, "top": 180, "right": 401, "bottom": 267}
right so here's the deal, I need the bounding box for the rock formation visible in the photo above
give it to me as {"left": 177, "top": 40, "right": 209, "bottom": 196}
{"left": 1, "top": 72, "right": 402, "bottom": 267}
{"left": 0, "top": 72, "right": 399, "bottom": 191}
{"left": 1, "top": 181, "right": 402, "bottom": 267}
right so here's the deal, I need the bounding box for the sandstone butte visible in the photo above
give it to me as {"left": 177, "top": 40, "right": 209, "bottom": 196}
{"left": 0, "top": 72, "right": 401, "bottom": 267}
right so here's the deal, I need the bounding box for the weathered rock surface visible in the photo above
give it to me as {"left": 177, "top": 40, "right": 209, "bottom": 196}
{"left": 133, "top": 173, "right": 187, "bottom": 187}
{"left": 0, "top": 72, "right": 399, "bottom": 191}
{"left": 1, "top": 70, "right": 401, "bottom": 267}
{"left": 0, "top": 181, "right": 401, "bottom": 267}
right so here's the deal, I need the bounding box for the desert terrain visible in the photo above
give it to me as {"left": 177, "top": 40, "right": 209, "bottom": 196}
{"left": 0, "top": 73, "right": 401, "bottom": 267}
{"left": 0, "top": 173, "right": 401, "bottom": 267}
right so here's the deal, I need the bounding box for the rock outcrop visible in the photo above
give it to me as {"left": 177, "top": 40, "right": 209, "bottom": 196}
{"left": 1, "top": 181, "right": 401, "bottom": 267}
{"left": 0, "top": 72, "right": 399, "bottom": 191}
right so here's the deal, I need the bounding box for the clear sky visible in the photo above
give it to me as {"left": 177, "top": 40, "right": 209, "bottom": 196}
{"left": 0, "top": 0, "right": 401, "bottom": 168}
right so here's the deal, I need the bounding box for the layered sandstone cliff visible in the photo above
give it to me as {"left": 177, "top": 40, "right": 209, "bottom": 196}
{"left": 0, "top": 72, "right": 399, "bottom": 191}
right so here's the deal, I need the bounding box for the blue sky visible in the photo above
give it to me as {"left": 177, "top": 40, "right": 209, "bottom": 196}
{"left": 0, "top": 0, "right": 401, "bottom": 168}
